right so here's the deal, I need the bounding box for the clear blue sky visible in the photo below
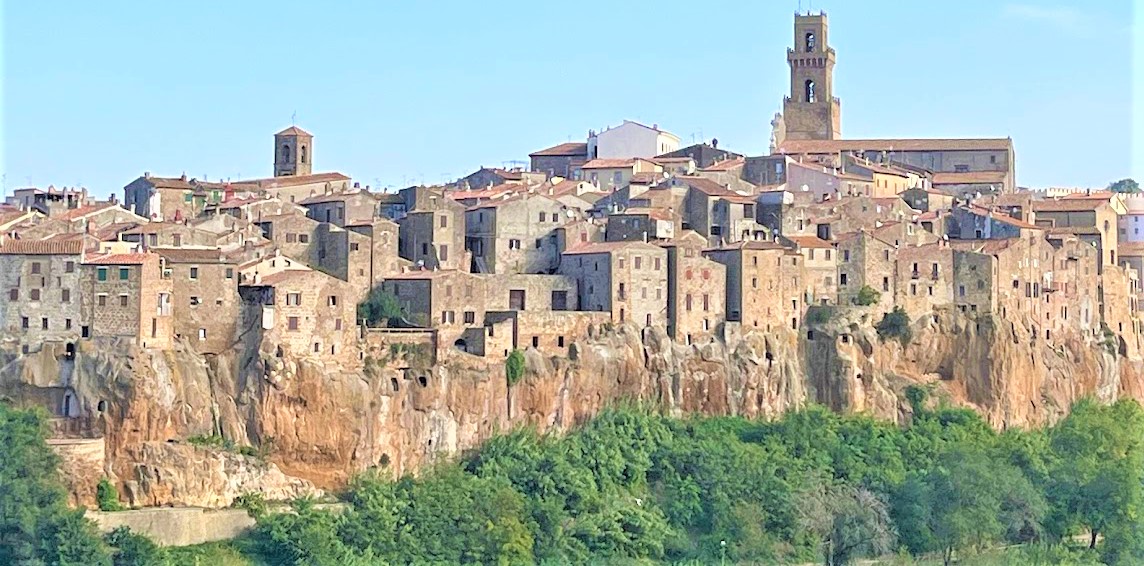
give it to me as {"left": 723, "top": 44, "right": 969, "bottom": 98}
{"left": 1, "top": 1, "right": 1139, "bottom": 198}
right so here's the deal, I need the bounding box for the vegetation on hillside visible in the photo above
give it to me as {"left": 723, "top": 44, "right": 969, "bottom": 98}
{"left": 1108, "top": 178, "right": 1139, "bottom": 194}
{"left": 6, "top": 395, "right": 1144, "bottom": 565}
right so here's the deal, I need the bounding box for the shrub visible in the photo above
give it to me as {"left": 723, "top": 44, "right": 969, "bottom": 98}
{"left": 876, "top": 307, "right": 912, "bottom": 346}
{"left": 505, "top": 350, "right": 526, "bottom": 386}
{"left": 97, "top": 477, "right": 124, "bottom": 511}
{"left": 357, "top": 287, "right": 405, "bottom": 327}
{"left": 104, "top": 526, "right": 162, "bottom": 566}
{"left": 855, "top": 285, "right": 881, "bottom": 306}
{"left": 806, "top": 307, "right": 832, "bottom": 325}
{"left": 234, "top": 492, "right": 268, "bottom": 519}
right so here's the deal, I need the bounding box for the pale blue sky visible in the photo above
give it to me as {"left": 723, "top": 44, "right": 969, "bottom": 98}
{"left": 1, "top": 1, "right": 1139, "bottom": 198}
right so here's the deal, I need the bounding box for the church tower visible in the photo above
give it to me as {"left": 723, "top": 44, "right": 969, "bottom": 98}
{"left": 781, "top": 11, "right": 841, "bottom": 141}
{"left": 274, "top": 126, "right": 313, "bottom": 177}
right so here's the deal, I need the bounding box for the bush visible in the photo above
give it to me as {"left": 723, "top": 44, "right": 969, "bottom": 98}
{"left": 97, "top": 477, "right": 124, "bottom": 511}
{"left": 855, "top": 285, "right": 881, "bottom": 306}
{"left": 234, "top": 492, "right": 268, "bottom": 519}
{"left": 104, "top": 526, "right": 162, "bottom": 566}
{"left": 876, "top": 307, "right": 912, "bottom": 346}
{"left": 806, "top": 307, "right": 832, "bottom": 325}
{"left": 357, "top": 287, "right": 405, "bottom": 327}
{"left": 506, "top": 350, "right": 526, "bottom": 386}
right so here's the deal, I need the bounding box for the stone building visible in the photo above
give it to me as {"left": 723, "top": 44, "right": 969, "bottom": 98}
{"left": 895, "top": 242, "right": 954, "bottom": 314}
{"left": 558, "top": 241, "right": 668, "bottom": 326}
{"left": 949, "top": 205, "right": 1040, "bottom": 240}
{"left": 382, "top": 270, "right": 488, "bottom": 344}
{"left": 588, "top": 120, "right": 680, "bottom": 160}
{"left": 123, "top": 174, "right": 250, "bottom": 221}
{"left": 81, "top": 252, "right": 173, "bottom": 349}
{"left": 273, "top": 126, "right": 313, "bottom": 177}
{"left": 705, "top": 241, "right": 804, "bottom": 332}
{"left": 784, "top": 235, "right": 837, "bottom": 306}
{"left": 464, "top": 193, "right": 567, "bottom": 274}
{"left": 657, "top": 142, "right": 742, "bottom": 169}
{"left": 153, "top": 247, "right": 239, "bottom": 354}
{"left": 299, "top": 190, "right": 379, "bottom": 228}
{"left": 712, "top": 195, "right": 765, "bottom": 244}
{"left": 0, "top": 240, "right": 87, "bottom": 348}
{"left": 605, "top": 208, "right": 675, "bottom": 242}
{"left": 459, "top": 167, "right": 545, "bottom": 190}
{"left": 529, "top": 142, "right": 589, "bottom": 178}
{"left": 776, "top": 12, "right": 841, "bottom": 142}
{"left": 245, "top": 172, "right": 352, "bottom": 205}
{"left": 1032, "top": 196, "right": 1122, "bottom": 269}
{"left": 834, "top": 230, "right": 896, "bottom": 311}
{"left": 900, "top": 188, "right": 955, "bottom": 213}
{"left": 578, "top": 158, "right": 664, "bottom": 192}
{"left": 483, "top": 274, "right": 579, "bottom": 313}
{"left": 398, "top": 188, "right": 468, "bottom": 272}
{"left": 238, "top": 268, "right": 357, "bottom": 363}
{"left": 662, "top": 233, "right": 726, "bottom": 343}
{"left": 120, "top": 222, "right": 217, "bottom": 248}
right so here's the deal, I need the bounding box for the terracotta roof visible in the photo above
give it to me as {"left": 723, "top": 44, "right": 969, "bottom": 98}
{"left": 250, "top": 270, "right": 310, "bottom": 286}
{"left": 297, "top": 190, "right": 377, "bottom": 206}
{"left": 719, "top": 194, "right": 758, "bottom": 205}
{"left": 449, "top": 183, "right": 522, "bottom": 201}
{"left": 1062, "top": 190, "right": 1115, "bottom": 200}
{"left": 244, "top": 172, "right": 351, "bottom": 189}
{"left": 562, "top": 241, "right": 662, "bottom": 255}
{"left": 153, "top": 247, "right": 228, "bottom": 263}
{"left": 83, "top": 252, "right": 152, "bottom": 265}
{"left": 704, "top": 241, "right": 787, "bottom": 252}
{"left": 966, "top": 205, "right": 1040, "bottom": 229}
{"left": 0, "top": 239, "right": 85, "bottom": 255}
{"left": 700, "top": 158, "right": 745, "bottom": 172}
{"left": 55, "top": 203, "right": 121, "bottom": 222}
{"left": 614, "top": 207, "right": 673, "bottom": 221}
{"left": 786, "top": 235, "right": 834, "bottom": 248}
{"left": 92, "top": 222, "right": 142, "bottom": 241}
{"left": 777, "top": 138, "right": 1013, "bottom": 154}
{"left": 1031, "top": 199, "right": 1110, "bottom": 212}
{"left": 630, "top": 172, "right": 664, "bottom": 185}
{"left": 275, "top": 126, "right": 312, "bottom": 137}
{"left": 932, "top": 171, "right": 1008, "bottom": 185}
{"left": 385, "top": 269, "right": 462, "bottom": 280}
{"left": 680, "top": 177, "right": 737, "bottom": 197}
{"left": 580, "top": 158, "right": 637, "bottom": 169}
{"left": 123, "top": 222, "right": 186, "bottom": 235}
{"left": 858, "top": 161, "right": 911, "bottom": 177}
{"left": 1119, "top": 242, "right": 1144, "bottom": 257}
{"left": 529, "top": 142, "right": 588, "bottom": 157}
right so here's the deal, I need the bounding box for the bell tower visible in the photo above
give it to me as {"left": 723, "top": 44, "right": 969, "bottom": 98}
{"left": 274, "top": 126, "right": 313, "bottom": 177}
{"left": 781, "top": 11, "right": 841, "bottom": 141}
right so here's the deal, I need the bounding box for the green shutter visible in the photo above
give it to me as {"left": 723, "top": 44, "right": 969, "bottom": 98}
{"left": 119, "top": 267, "right": 130, "bottom": 280}
{"left": 97, "top": 267, "right": 107, "bottom": 281}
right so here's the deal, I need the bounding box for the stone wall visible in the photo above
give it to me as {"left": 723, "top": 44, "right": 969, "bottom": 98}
{"left": 88, "top": 508, "right": 255, "bottom": 547}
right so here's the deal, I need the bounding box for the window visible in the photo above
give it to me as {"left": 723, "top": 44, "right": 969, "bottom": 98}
{"left": 328, "top": 295, "right": 338, "bottom": 306}
{"left": 173, "top": 234, "right": 182, "bottom": 246}
{"left": 618, "top": 283, "right": 626, "bottom": 300}
{"left": 612, "top": 171, "right": 622, "bottom": 186}
{"left": 287, "top": 293, "right": 301, "bottom": 306}
{"left": 805, "top": 79, "right": 816, "bottom": 103}
{"left": 350, "top": 243, "right": 360, "bottom": 251}
{"left": 422, "top": 243, "right": 429, "bottom": 255}
{"left": 464, "top": 311, "right": 475, "bottom": 324}
{"left": 119, "top": 295, "right": 128, "bottom": 307}
{"left": 883, "top": 250, "right": 890, "bottom": 261}
{"left": 225, "top": 268, "right": 234, "bottom": 279}
{"left": 635, "top": 257, "right": 642, "bottom": 269}
{"left": 840, "top": 273, "right": 848, "bottom": 286}
{"left": 287, "top": 317, "right": 299, "bottom": 331}
{"left": 198, "top": 328, "right": 207, "bottom": 340}
{"left": 910, "top": 283, "right": 917, "bottom": 296}
{"left": 97, "top": 294, "right": 107, "bottom": 306}
{"left": 551, "top": 213, "right": 559, "bottom": 222}
{"left": 61, "top": 289, "right": 70, "bottom": 303}
{"left": 281, "top": 144, "right": 291, "bottom": 161}
{"left": 31, "top": 262, "right": 41, "bottom": 274}
{"left": 97, "top": 267, "right": 108, "bottom": 281}
{"left": 825, "top": 249, "right": 832, "bottom": 260}
{"left": 21, "top": 317, "right": 28, "bottom": 329}
{"left": 286, "top": 233, "right": 297, "bottom": 243}
{"left": 30, "top": 289, "right": 40, "bottom": 301}
{"left": 959, "top": 285, "right": 966, "bottom": 297}
{"left": 535, "top": 239, "right": 542, "bottom": 249}
{"left": 7, "top": 289, "right": 15, "bottom": 300}
{"left": 703, "top": 294, "right": 710, "bottom": 311}
{"left": 189, "top": 267, "right": 199, "bottom": 280}
{"left": 299, "top": 234, "right": 310, "bottom": 244}
{"left": 440, "top": 245, "right": 448, "bottom": 261}
{"left": 439, "top": 215, "right": 448, "bottom": 228}
{"left": 65, "top": 319, "right": 72, "bottom": 330}
{"left": 805, "top": 31, "right": 816, "bottom": 52}
{"left": 119, "top": 267, "right": 130, "bottom": 280}
{"left": 954, "top": 164, "right": 970, "bottom": 173}
{"left": 65, "top": 261, "right": 75, "bottom": 273}
{"left": 300, "top": 145, "right": 307, "bottom": 164}
{"left": 654, "top": 257, "right": 661, "bottom": 270}
{"left": 752, "top": 277, "right": 758, "bottom": 289}
{"left": 990, "top": 155, "right": 996, "bottom": 164}
{"left": 41, "top": 318, "right": 48, "bottom": 330}
{"left": 508, "top": 239, "right": 521, "bottom": 250}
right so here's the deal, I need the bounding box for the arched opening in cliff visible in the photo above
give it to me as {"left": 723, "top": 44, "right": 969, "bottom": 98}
{"left": 390, "top": 378, "right": 399, "bottom": 392}
{"left": 64, "top": 342, "right": 75, "bottom": 360}
{"left": 417, "top": 376, "right": 428, "bottom": 388}
{"left": 97, "top": 400, "right": 107, "bottom": 413}
{"left": 454, "top": 338, "right": 469, "bottom": 353}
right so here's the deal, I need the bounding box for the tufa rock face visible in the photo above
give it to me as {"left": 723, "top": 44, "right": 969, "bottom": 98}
{"left": 1, "top": 306, "right": 1139, "bottom": 508}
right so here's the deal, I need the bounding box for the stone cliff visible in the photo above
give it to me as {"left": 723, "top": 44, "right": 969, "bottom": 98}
{"left": 1, "top": 305, "right": 1139, "bottom": 508}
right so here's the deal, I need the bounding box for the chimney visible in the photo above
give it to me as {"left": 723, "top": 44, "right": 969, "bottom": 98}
{"left": 143, "top": 171, "right": 151, "bottom": 179}
{"left": 180, "top": 173, "right": 187, "bottom": 181}
{"left": 711, "top": 138, "right": 718, "bottom": 149}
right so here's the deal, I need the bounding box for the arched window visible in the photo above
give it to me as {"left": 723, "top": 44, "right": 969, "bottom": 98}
{"left": 281, "top": 144, "right": 291, "bottom": 161}
{"left": 300, "top": 145, "right": 307, "bottom": 164}
{"left": 805, "top": 79, "right": 816, "bottom": 103}
{"left": 805, "top": 32, "right": 816, "bottom": 52}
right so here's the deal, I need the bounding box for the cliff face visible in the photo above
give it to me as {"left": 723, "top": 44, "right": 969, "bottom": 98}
{"left": 1, "top": 306, "right": 1139, "bottom": 508}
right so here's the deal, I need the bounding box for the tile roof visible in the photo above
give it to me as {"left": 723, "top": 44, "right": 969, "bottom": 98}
{"left": 152, "top": 247, "right": 228, "bottom": 263}
{"left": 704, "top": 241, "right": 787, "bottom": 252}
{"left": 385, "top": 268, "right": 462, "bottom": 280}
{"left": 561, "top": 241, "right": 663, "bottom": 255}
{"left": 580, "top": 158, "right": 637, "bottom": 169}
{"left": 680, "top": 177, "right": 737, "bottom": 197}
{"left": 297, "top": 190, "right": 377, "bottom": 206}
{"left": 700, "top": 157, "right": 745, "bottom": 172}
{"left": 244, "top": 172, "right": 351, "bottom": 189}
{"left": 1030, "top": 199, "right": 1110, "bottom": 212}
{"left": 1119, "top": 242, "right": 1144, "bottom": 256}
{"left": 786, "top": 235, "right": 834, "bottom": 248}
{"left": 614, "top": 207, "right": 674, "bottom": 221}
{"left": 1062, "top": 190, "right": 1115, "bottom": 200}
{"left": 966, "top": 205, "right": 1040, "bottom": 229}
{"left": 83, "top": 252, "right": 152, "bottom": 265}
{"left": 275, "top": 126, "right": 312, "bottom": 137}
{"left": 777, "top": 138, "right": 1013, "bottom": 154}
{"left": 0, "top": 239, "right": 86, "bottom": 255}
{"left": 123, "top": 222, "right": 187, "bottom": 235}
{"left": 630, "top": 172, "right": 665, "bottom": 185}
{"left": 55, "top": 203, "right": 122, "bottom": 222}
{"left": 932, "top": 171, "right": 1008, "bottom": 185}
{"left": 529, "top": 142, "right": 589, "bottom": 157}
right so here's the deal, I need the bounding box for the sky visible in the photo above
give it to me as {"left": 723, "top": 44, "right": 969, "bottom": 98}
{"left": 0, "top": 0, "right": 1139, "bottom": 199}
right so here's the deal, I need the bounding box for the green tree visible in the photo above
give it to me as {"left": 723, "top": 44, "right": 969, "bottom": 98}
{"left": 0, "top": 403, "right": 111, "bottom": 566}
{"left": 854, "top": 285, "right": 881, "bottom": 306}
{"left": 505, "top": 349, "right": 526, "bottom": 386}
{"left": 875, "top": 307, "right": 912, "bottom": 346}
{"left": 1108, "top": 178, "right": 1140, "bottom": 194}
{"left": 1046, "top": 398, "right": 1144, "bottom": 555}
{"left": 356, "top": 287, "right": 405, "bottom": 327}
{"left": 251, "top": 498, "right": 353, "bottom": 566}
{"left": 97, "top": 477, "right": 124, "bottom": 512}
{"left": 104, "top": 526, "right": 163, "bottom": 566}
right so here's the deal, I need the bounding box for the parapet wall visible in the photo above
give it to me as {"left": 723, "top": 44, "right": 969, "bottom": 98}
{"left": 88, "top": 508, "right": 254, "bottom": 547}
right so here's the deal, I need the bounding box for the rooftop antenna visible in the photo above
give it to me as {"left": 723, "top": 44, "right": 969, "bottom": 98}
{"left": 291, "top": 111, "right": 297, "bottom": 126}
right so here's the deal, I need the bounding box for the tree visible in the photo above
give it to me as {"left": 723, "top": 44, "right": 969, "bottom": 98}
{"left": 875, "top": 307, "right": 912, "bottom": 346}
{"left": 1108, "top": 178, "right": 1140, "bottom": 194}
{"left": 0, "top": 403, "right": 111, "bottom": 565}
{"left": 97, "top": 478, "right": 124, "bottom": 512}
{"left": 854, "top": 285, "right": 881, "bottom": 306}
{"left": 505, "top": 349, "right": 526, "bottom": 386}
{"left": 104, "top": 526, "right": 163, "bottom": 566}
{"left": 356, "top": 287, "right": 405, "bottom": 327}
{"left": 797, "top": 480, "right": 896, "bottom": 566}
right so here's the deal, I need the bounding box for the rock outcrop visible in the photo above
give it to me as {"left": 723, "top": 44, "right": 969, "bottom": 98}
{"left": 1, "top": 306, "right": 1139, "bottom": 508}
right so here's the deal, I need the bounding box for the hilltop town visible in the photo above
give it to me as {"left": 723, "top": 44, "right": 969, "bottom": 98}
{"left": 1, "top": 12, "right": 1141, "bottom": 508}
